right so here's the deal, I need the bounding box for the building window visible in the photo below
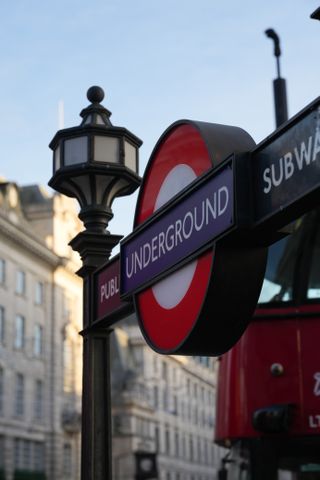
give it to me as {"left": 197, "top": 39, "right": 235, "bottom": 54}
{"left": 187, "top": 403, "right": 191, "bottom": 421}
{"left": 181, "top": 434, "right": 186, "bottom": 459}
{"left": 189, "top": 436, "right": 194, "bottom": 461}
{"left": 23, "top": 440, "right": 31, "bottom": 471}
{"left": 14, "top": 315, "right": 25, "bottom": 349}
{"left": 172, "top": 394, "right": 178, "bottom": 415}
{"left": 163, "top": 387, "right": 168, "bottom": 411}
{"left": 0, "top": 367, "right": 4, "bottom": 416}
{"left": 0, "top": 259, "right": 5, "bottom": 284}
{"left": 194, "top": 406, "right": 198, "bottom": 425}
{"left": 165, "top": 427, "right": 170, "bottom": 455}
{"left": 34, "top": 442, "right": 45, "bottom": 471}
{"left": 0, "top": 306, "right": 5, "bottom": 344}
{"left": 172, "top": 367, "right": 177, "bottom": 383}
{"left": 15, "top": 374, "right": 24, "bottom": 417}
{"left": 197, "top": 437, "right": 201, "bottom": 462}
{"left": 16, "top": 271, "right": 26, "bottom": 295}
{"left": 201, "top": 386, "right": 205, "bottom": 403}
{"left": 34, "top": 380, "right": 43, "bottom": 420}
{"left": 14, "top": 438, "right": 22, "bottom": 470}
{"left": 63, "top": 338, "right": 74, "bottom": 393}
{"left": 34, "top": 324, "right": 43, "bottom": 356}
{"left": 153, "top": 356, "right": 158, "bottom": 374}
{"left": 153, "top": 385, "right": 158, "bottom": 408}
{"left": 155, "top": 425, "right": 160, "bottom": 452}
{"left": 175, "top": 431, "right": 179, "bottom": 457}
{"left": 204, "top": 440, "right": 208, "bottom": 464}
{"left": 211, "top": 444, "right": 215, "bottom": 465}
{"left": 181, "top": 401, "right": 185, "bottom": 420}
{"left": 162, "top": 361, "right": 168, "bottom": 380}
{"left": 63, "top": 443, "right": 72, "bottom": 475}
{"left": 186, "top": 378, "right": 190, "bottom": 395}
{"left": 194, "top": 383, "right": 198, "bottom": 398}
{"left": 35, "top": 282, "right": 44, "bottom": 305}
{"left": 14, "top": 439, "right": 45, "bottom": 473}
{"left": 201, "top": 409, "right": 206, "bottom": 427}
{"left": 0, "top": 436, "right": 4, "bottom": 469}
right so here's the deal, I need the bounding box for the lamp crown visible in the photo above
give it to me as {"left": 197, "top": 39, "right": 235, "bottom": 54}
{"left": 48, "top": 86, "right": 143, "bottom": 234}
{"left": 80, "top": 85, "right": 112, "bottom": 126}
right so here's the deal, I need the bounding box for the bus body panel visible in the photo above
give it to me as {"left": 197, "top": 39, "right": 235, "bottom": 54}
{"left": 215, "top": 308, "right": 320, "bottom": 443}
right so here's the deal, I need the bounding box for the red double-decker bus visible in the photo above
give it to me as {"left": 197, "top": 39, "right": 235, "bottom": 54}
{"left": 215, "top": 209, "right": 320, "bottom": 479}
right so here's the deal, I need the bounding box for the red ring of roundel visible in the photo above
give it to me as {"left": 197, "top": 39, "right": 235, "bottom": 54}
{"left": 134, "top": 124, "right": 214, "bottom": 352}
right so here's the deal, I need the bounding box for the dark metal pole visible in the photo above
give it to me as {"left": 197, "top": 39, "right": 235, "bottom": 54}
{"left": 265, "top": 28, "right": 288, "bottom": 128}
{"left": 311, "top": 7, "right": 320, "bottom": 20}
{"left": 70, "top": 231, "right": 122, "bottom": 480}
{"left": 249, "top": 439, "right": 278, "bottom": 480}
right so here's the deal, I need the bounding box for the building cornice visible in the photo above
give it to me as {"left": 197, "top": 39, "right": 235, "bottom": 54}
{"left": 0, "top": 211, "right": 60, "bottom": 267}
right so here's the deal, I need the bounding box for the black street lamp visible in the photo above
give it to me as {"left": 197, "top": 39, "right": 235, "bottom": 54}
{"left": 49, "top": 85, "right": 141, "bottom": 236}
{"left": 49, "top": 86, "right": 142, "bottom": 480}
{"left": 311, "top": 7, "right": 320, "bottom": 20}
{"left": 265, "top": 29, "right": 288, "bottom": 128}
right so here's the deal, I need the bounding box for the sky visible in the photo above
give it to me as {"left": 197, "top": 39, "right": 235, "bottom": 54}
{"left": 0, "top": 0, "right": 319, "bottom": 238}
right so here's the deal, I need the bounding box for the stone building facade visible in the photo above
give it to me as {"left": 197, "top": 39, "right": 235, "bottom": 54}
{"left": 0, "top": 178, "right": 223, "bottom": 480}
{"left": 112, "top": 317, "right": 224, "bottom": 480}
{"left": 0, "top": 181, "right": 83, "bottom": 480}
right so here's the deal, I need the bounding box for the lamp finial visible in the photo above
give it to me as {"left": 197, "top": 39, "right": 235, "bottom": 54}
{"left": 87, "top": 86, "right": 105, "bottom": 104}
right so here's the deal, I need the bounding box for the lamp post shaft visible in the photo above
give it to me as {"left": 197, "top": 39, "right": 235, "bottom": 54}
{"left": 273, "top": 77, "right": 288, "bottom": 128}
{"left": 70, "top": 231, "right": 122, "bottom": 480}
{"left": 81, "top": 329, "right": 112, "bottom": 479}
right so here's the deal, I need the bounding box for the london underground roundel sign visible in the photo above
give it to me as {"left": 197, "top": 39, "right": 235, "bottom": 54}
{"left": 132, "top": 120, "right": 267, "bottom": 356}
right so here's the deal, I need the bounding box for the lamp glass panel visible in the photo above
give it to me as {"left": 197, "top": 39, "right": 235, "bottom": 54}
{"left": 94, "top": 136, "right": 119, "bottom": 163}
{"left": 54, "top": 145, "right": 61, "bottom": 172}
{"left": 64, "top": 137, "right": 88, "bottom": 166}
{"left": 84, "top": 115, "right": 93, "bottom": 125}
{"left": 95, "top": 114, "right": 105, "bottom": 125}
{"left": 124, "top": 140, "right": 137, "bottom": 172}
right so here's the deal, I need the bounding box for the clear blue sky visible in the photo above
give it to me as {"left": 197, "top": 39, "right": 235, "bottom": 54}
{"left": 0, "top": 0, "right": 319, "bottom": 236}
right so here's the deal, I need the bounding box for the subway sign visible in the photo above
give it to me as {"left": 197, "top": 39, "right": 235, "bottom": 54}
{"left": 94, "top": 96, "right": 320, "bottom": 356}
{"left": 121, "top": 161, "right": 234, "bottom": 297}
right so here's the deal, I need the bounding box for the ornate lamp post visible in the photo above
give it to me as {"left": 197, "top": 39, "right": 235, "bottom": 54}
{"left": 49, "top": 86, "right": 142, "bottom": 480}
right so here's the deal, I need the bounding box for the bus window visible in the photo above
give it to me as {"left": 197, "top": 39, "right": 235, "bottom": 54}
{"left": 258, "top": 213, "right": 317, "bottom": 305}
{"left": 258, "top": 236, "right": 295, "bottom": 304}
{"left": 307, "top": 223, "right": 320, "bottom": 299}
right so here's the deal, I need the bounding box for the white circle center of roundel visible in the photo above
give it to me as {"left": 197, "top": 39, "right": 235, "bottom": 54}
{"left": 152, "top": 164, "right": 198, "bottom": 310}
